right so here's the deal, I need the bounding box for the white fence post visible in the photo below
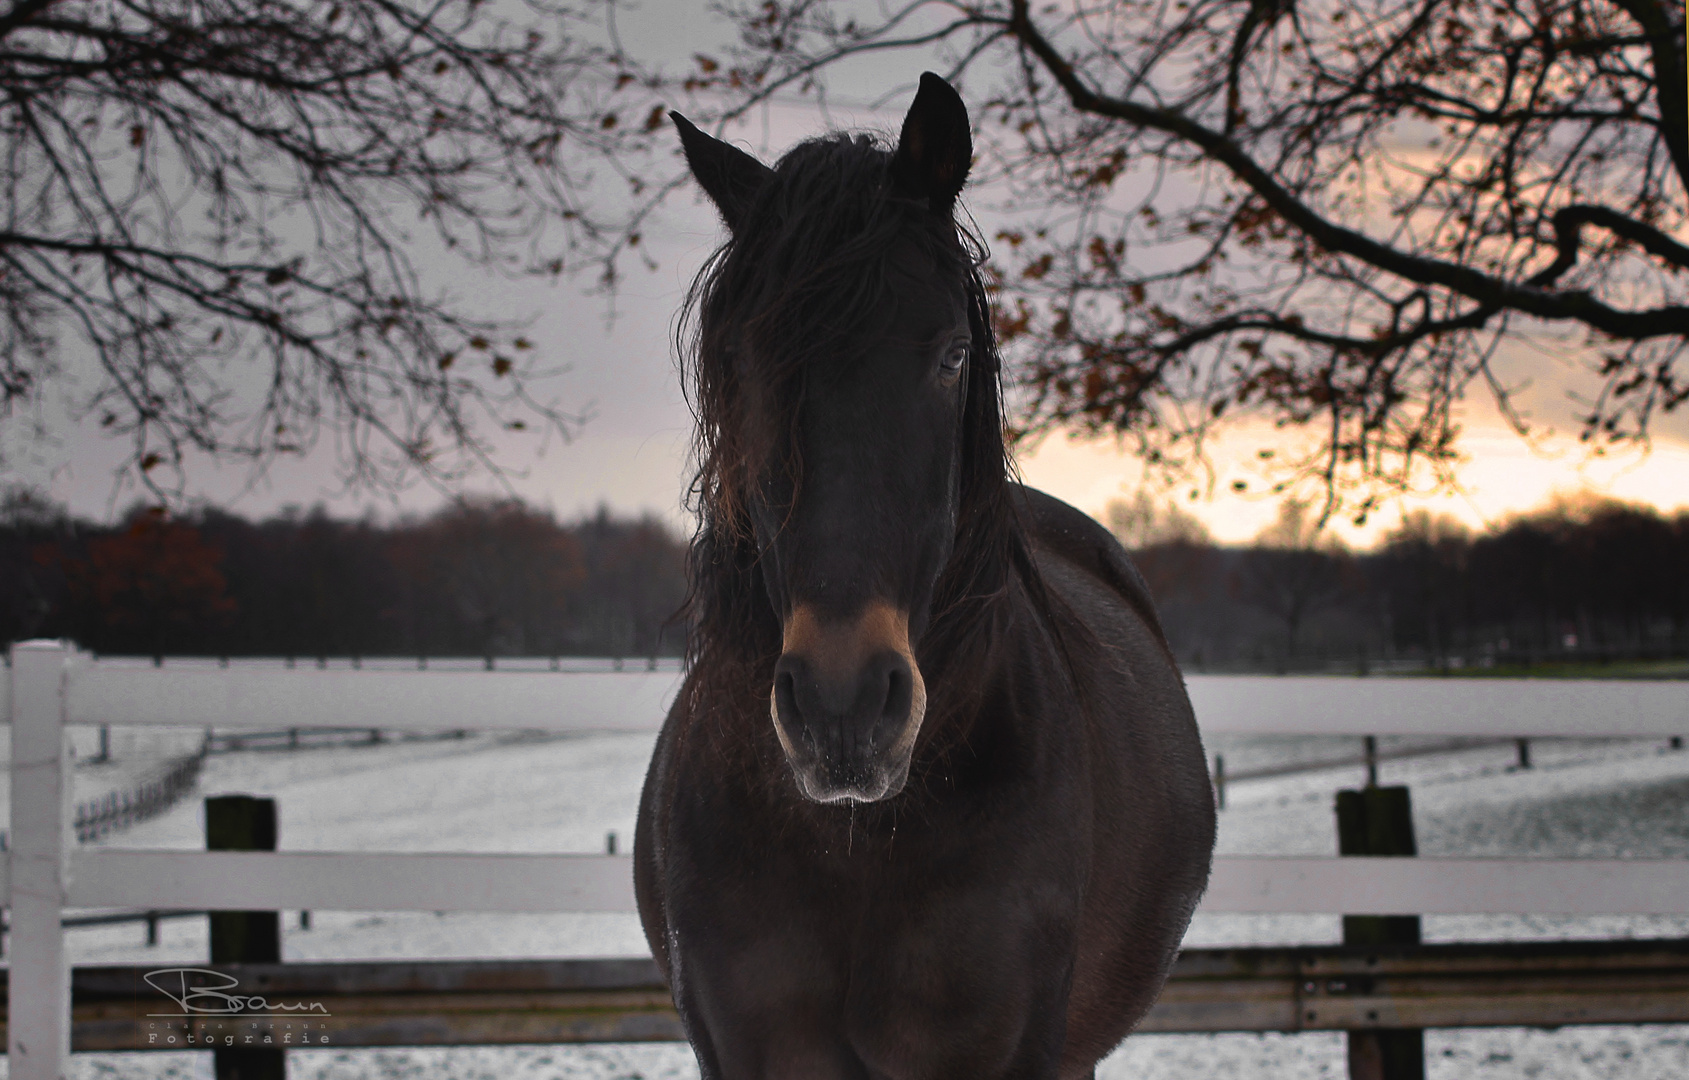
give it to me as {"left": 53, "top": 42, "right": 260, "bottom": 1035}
{"left": 9, "top": 640, "right": 74, "bottom": 1080}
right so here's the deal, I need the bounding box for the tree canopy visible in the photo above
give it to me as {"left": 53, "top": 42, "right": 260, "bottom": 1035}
{"left": 689, "top": 0, "right": 1688, "bottom": 522}
{"left": 7, "top": 0, "right": 1682, "bottom": 516}
{"left": 0, "top": 0, "right": 665, "bottom": 495}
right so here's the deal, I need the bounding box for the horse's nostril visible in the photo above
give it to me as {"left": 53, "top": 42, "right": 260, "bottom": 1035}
{"left": 774, "top": 666, "right": 803, "bottom": 731}
{"left": 882, "top": 665, "right": 912, "bottom": 724}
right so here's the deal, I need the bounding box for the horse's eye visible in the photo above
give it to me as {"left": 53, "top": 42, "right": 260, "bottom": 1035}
{"left": 940, "top": 343, "right": 968, "bottom": 376}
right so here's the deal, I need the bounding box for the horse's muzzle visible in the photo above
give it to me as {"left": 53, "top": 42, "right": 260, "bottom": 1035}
{"left": 771, "top": 601, "right": 927, "bottom": 803}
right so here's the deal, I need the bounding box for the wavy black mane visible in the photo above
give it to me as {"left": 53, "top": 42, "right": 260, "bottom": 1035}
{"left": 677, "top": 130, "right": 1031, "bottom": 699}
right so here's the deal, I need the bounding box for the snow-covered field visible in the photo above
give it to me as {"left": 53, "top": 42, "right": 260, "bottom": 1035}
{"left": 22, "top": 708, "right": 1689, "bottom": 1079}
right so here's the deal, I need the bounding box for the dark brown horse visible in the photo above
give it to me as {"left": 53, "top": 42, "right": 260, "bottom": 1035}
{"left": 635, "top": 73, "right": 1215, "bottom": 1080}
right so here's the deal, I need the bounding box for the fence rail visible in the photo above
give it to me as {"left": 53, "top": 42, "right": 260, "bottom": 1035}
{"left": 27, "top": 938, "right": 1689, "bottom": 1052}
{"left": 203, "top": 727, "right": 468, "bottom": 754}
{"left": 27, "top": 654, "right": 1688, "bottom": 736}
{"left": 6, "top": 641, "right": 1689, "bottom": 1080}
{"left": 61, "top": 661, "right": 683, "bottom": 733}
{"left": 5, "top": 851, "right": 1683, "bottom": 916}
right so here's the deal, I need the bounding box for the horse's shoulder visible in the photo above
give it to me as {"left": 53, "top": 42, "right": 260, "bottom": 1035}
{"left": 1010, "top": 483, "right": 1167, "bottom": 643}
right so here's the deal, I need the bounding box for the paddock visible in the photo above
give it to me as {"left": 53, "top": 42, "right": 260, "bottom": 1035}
{"left": 4, "top": 640, "right": 1687, "bottom": 1079}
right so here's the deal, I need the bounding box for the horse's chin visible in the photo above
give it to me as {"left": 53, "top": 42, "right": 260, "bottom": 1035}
{"left": 789, "top": 751, "right": 914, "bottom": 805}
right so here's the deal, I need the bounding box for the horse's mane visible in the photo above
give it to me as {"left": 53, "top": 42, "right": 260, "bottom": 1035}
{"left": 677, "top": 131, "right": 1035, "bottom": 707}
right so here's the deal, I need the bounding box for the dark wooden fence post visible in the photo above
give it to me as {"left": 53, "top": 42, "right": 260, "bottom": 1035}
{"left": 1335, "top": 782, "right": 1424, "bottom": 1080}
{"left": 205, "top": 795, "right": 284, "bottom": 1080}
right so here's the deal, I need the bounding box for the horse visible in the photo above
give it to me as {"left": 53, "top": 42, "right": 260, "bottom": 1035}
{"left": 634, "top": 73, "right": 1216, "bottom": 1080}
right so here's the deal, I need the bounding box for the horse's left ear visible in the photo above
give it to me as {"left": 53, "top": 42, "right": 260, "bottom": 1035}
{"left": 890, "top": 73, "right": 973, "bottom": 215}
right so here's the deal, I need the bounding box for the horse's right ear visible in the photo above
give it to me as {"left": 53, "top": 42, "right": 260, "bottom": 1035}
{"left": 671, "top": 112, "right": 773, "bottom": 233}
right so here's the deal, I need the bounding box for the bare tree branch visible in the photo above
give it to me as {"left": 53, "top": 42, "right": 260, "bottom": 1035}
{"left": 0, "top": 0, "right": 59, "bottom": 39}
{"left": 1004, "top": 0, "right": 1689, "bottom": 339}
{"left": 0, "top": 0, "right": 666, "bottom": 497}
{"left": 691, "top": 0, "right": 1688, "bottom": 523}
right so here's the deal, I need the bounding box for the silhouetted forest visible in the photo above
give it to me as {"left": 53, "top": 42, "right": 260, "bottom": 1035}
{"left": 0, "top": 490, "right": 686, "bottom": 659}
{"left": 3, "top": 487, "right": 1685, "bottom": 670}
{"left": 1121, "top": 495, "right": 1689, "bottom": 672}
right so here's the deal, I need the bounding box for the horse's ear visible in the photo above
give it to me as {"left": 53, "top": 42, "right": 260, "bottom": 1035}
{"left": 671, "top": 112, "right": 773, "bottom": 233}
{"left": 890, "top": 73, "right": 972, "bottom": 215}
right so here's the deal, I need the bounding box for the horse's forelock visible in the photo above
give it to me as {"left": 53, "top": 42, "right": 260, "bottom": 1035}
{"left": 678, "top": 132, "right": 1022, "bottom": 679}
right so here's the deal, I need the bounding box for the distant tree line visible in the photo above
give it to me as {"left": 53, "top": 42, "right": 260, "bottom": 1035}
{"left": 0, "top": 490, "right": 686, "bottom": 660}
{"left": 3, "top": 485, "right": 1684, "bottom": 670}
{"left": 1116, "top": 492, "right": 1689, "bottom": 671}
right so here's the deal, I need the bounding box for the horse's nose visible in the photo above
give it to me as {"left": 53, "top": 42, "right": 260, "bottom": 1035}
{"left": 774, "top": 648, "right": 914, "bottom": 765}
{"left": 771, "top": 601, "right": 927, "bottom": 801}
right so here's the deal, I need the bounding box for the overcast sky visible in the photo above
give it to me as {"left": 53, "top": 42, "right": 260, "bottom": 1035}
{"left": 7, "top": 5, "right": 1686, "bottom": 546}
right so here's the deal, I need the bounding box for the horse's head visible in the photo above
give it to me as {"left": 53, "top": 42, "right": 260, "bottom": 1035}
{"left": 677, "top": 74, "right": 999, "bottom": 805}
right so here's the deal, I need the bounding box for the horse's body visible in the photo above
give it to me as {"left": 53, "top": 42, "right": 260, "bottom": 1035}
{"left": 636, "top": 75, "right": 1215, "bottom": 1080}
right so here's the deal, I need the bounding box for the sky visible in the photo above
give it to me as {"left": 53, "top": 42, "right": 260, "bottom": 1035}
{"left": 5, "top": 5, "right": 1686, "bottom": 548}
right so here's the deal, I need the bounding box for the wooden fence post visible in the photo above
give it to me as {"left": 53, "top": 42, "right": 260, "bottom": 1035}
{"left": 1336, "top": 782, "right": 1424, "bottom": 1080}
{"left": 206, "top": 795, "right": 284, "bottom": 1080}
{"left": 8, "top": 640, "right": 74, "bottom": 1080}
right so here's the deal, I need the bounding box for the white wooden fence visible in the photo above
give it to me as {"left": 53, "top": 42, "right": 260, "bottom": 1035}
{"left": 6, "top": 639, "right": 1688, "bottom": 1078}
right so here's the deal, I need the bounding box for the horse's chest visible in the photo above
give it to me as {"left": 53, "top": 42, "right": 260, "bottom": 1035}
{"left": 668, "top": 809, "right": 1086, "bottom": 1070}
{"left": 837, "top": 859, "right": 1084, "bottom": 1075}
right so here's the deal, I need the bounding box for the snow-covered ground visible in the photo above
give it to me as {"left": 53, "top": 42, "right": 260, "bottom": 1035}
{"left": 24, "top": 714, "right": 1689, "bottom": 1079}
